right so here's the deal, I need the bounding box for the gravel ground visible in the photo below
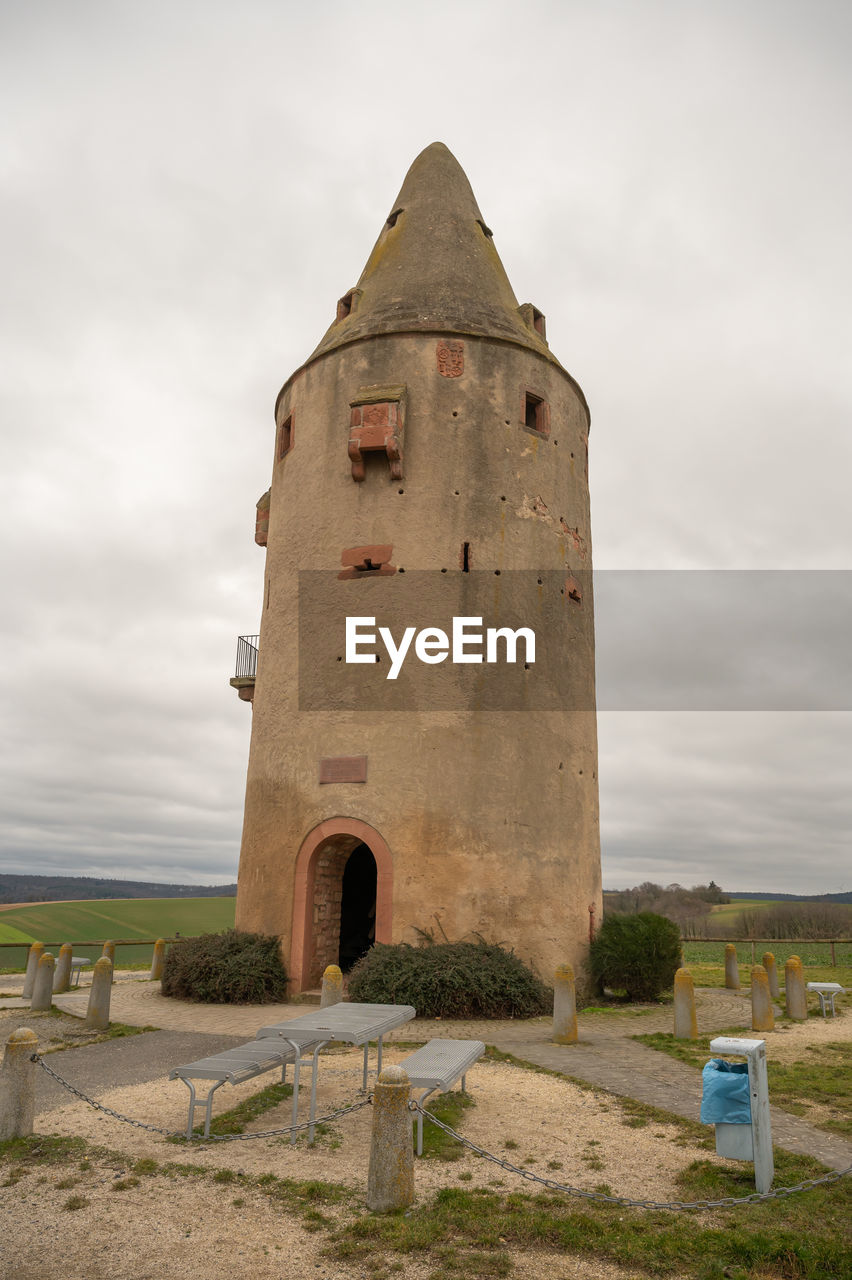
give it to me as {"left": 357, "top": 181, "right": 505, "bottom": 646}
{"left": 0, "top": 1038, "right": 718, "bottom": 1280}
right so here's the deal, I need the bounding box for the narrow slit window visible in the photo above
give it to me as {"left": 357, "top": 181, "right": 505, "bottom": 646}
{"left": 462, "top": 542, "right": 470, "bottom": 572}
{"left": 386, "top": 208, "right": 403, "bottom": 228}
{"left": 278, "top": 414, "right": 293, "bottom": 459}
{"left": 337, "top": 291, "right": 355, "bottom": 321}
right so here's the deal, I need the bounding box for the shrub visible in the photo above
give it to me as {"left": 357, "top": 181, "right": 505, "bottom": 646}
{"left": 161, "top": 930, "right": 288, "bottom": 1004}
{"left": 347, "top": 939, "right": 550, "bottom": 1019}
{"left": 588, "top": 911, "right": 681, "bottom": 1002}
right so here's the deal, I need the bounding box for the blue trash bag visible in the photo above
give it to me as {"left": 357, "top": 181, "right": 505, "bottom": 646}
{"left": 700, "top": 1059, "right": 752, "bottom": 1125}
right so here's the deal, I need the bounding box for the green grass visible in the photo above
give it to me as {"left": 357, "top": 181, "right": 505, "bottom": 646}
{"left": 682, "top": 940, "right": 852, "bottom": 971}
{"left": 0, "top": 896, "right": 236, "bottom": 969}
{"left": 330, "top": 1145, "right": 851, "bottom": 1280}
{"left": 417, "top": 1091, "right": 476, "bottom": 1161}
{"left": 634, "top": 1033, "right": 852, "bottom": 1137}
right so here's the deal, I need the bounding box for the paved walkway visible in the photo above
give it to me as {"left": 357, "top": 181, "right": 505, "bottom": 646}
{"left": 3, "top": 974, "right": 850, "bottom": 1173}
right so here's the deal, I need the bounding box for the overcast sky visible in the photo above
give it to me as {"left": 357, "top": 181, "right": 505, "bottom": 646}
{"left": 2, "top": 1, "right": 850, "bottom": 895}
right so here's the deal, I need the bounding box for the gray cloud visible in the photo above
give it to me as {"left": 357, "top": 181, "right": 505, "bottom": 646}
{"left": 1, "top": 1, "right": 850, "bottom": 893}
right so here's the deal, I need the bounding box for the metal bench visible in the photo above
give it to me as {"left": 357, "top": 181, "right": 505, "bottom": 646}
{"left": 170, "top": 1038, "right": 321, "bottom": 1138}
{"left": 806, "top": 982, "right": 845, "bottom": 1017}
{"left": 69, "top": 957, "right": 92, "bottom": 986}
{"left": 399, "top": 1038, "right": 485, "bottom": 1155}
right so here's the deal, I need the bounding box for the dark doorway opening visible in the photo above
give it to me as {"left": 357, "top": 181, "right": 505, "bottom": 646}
{"left": 338, "top": 843, "right": 377, "bottom": 972}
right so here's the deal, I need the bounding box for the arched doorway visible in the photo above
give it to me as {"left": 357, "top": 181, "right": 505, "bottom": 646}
{"left": 290, "top": 818, "right": 392, "bottom": 991}
{"left": 338, "top": 843, "right": 377, "bottom": 971}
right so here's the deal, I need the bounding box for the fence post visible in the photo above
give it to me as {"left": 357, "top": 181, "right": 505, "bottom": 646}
{"left": 784, "top": 956, "right": 807, "bottom": 1021}
{"left": 673, "top": 968, "right": 698, "bottom": 1039}
{"left": 367, "top": 1065, "right": 414, "bottom": 1212}
{"left": 53, "top": 943, "right": 73, "bottom": 994}
{"left": 761, "top": 952, "right": 779, "bottom": 999}
{"left": 750, "top": 964, "right": 774, "bottom": 1032}
{"left": 150, "top": 939, "right": 165, "bottom": 981}
{"left": 85, "top": 957, "right": 114, "bottom": 1029}
{"left": 30, "top": 953, "right": 55, "bottom": 1011}
{"left": 552, "top": 963, "right": 578, "bottom": 1044}
{"left": 0, "top": 1028, "right": 38, "bottom": 1140}
{"left": 22, "top": 942, "right": 44, "bottom": 999}
{"left": 321, "top": 964, "right": 343, "bottom": 1008}
{"left": 724, "top": 943, "right": 740, "bottom": 990}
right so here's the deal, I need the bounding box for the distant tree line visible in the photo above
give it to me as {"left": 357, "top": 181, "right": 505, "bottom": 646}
{"left": 603, "top": 881, "right": 729, "bottom": 933}
{"left": 0, "top": 873, "right": 237, "bottom": 904}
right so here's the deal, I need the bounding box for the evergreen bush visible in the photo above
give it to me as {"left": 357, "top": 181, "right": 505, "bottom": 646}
{"left": 347, "top": 939, "right": 550, "bottom": 1019}
{"left": 588, "top": 911, "right": 681, "bottom": 1002}
{"left": 161, "top": 929, "right": 289, "bottom": 1004}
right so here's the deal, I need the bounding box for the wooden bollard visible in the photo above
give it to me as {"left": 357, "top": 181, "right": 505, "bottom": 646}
{"left": 86, "top": 957, "right": 113, "bottom": 1030}
{"left": 320, "top": 964, "right": 343, "bottom": 1008}
{"left": 30, "top": 953, "right": 55, "bottom": 1011}
{"left": 724, "top": 943, "right": 740, "bottom": 990}
{"left": 552, "top": 963, "right": 578, "bottom": 1044}
{"left": 0, "top": 1028, "right": 38, "bottom": 1139}
{"left": 53, "top": 943, "right": 73, "bottom": 993}
{"left": 762, "top": 952, "right": 779, "bottom": 999}
{"left": 785, "top": 956, "right": 807, "bottom": 1021}
{"left": 22, "top": 942, "right": 44, "bottom": 1000}
{"left": 367, "top": 1065, "right": 414, "bottom": 1212}
{"left": 673, "top": 968, "right": 698, "bottom": 1038}
{"left": 150, "top": 939, "right": 165, "bottom": 981}
{"left": 751, "top": 964, "right": 775, "bottom": 1031}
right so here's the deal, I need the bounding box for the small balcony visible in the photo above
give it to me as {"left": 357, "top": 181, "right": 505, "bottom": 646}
{"left": 230, "top": 634, "right": 258, "bottom": 702}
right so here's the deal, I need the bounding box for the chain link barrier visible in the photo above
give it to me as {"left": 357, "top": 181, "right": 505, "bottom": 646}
{"left": 410, "top": 1102, "right": 851, "bottom": 1211}
{"left": 30, "top": 1053, "right": 852, "bottom": 1207}
{"left": 31, "top": 1053, "right": 371, "bottom": 1142}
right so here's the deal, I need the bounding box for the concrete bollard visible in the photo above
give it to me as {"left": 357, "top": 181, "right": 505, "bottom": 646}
{"left": 724, "top": 943, "right": 740, "bottom": 990}
{"left": 552, "top": 963, "right": 578, "bottom": 1044}
{"left": 762, "top": 952, "right": 779, "bottom": 999}
{"left": 367, "top": 1065, "right": 414, "bottom": 1212}
{"left": 785, "top": 956, "right": 807, "bottom": 1021}
{"left": 30, "top": 953, "right": 55, "bottom": 1011}
{"left": 750, "top": 964, "right": 775, "bottom": 1032}
{"left": 150, "top": 939, "right": 166, "bottom": 981}
{"left": 53, "top": 942, "right": 73, "bottom": 993}
{"left": 0, "top": 1028, "right": 38, "bottom": 1140}
{"left": 86, "top": 957, "right": 114, "bottom": 1030}
{"left": 22, "top": 942, "right": 44, "bottom": 999}
{"left": 320, "top": 964, "right": 343, "bottom": 1008}
{"left": 102, "top": 940, "right": 116, "bottom": 962}
{"left": 673, "top": 968, "right": 698, "bottom": 1039}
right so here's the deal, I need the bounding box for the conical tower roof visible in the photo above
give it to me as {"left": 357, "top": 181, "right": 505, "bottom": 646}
{"left": 305, "top": 142, "right": 560, "bottom": 367}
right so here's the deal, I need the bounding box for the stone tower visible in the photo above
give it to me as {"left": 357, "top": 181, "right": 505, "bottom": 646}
{"left": 234, "top": 142, "right": 601, "bottom": 991}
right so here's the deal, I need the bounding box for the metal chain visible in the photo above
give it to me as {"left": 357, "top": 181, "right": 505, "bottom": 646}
{"left": 31, "top": 1053, "right": 371, "bottom": 1142}
{"left": 411, "top": 1102, "right": 851, "bottom": 1211}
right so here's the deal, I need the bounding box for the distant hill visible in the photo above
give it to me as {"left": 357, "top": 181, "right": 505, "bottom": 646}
{"left": 730, "top": 890, "right": 852, "bottom": 904}
{"left": 0, "top": 873, "right": 237, "bottom": 905}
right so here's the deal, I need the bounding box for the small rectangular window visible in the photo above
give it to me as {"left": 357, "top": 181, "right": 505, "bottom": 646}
{"left": 523, "top": 392, "right": 550, "bottom": 437}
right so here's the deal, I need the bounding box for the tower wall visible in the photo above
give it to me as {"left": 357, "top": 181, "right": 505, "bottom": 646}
{"left": 235, "top": 326, "right": 601, "bottom": 987}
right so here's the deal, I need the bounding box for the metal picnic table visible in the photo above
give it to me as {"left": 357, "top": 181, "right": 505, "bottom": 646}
{"left": 255, "top": 1002, "right": 416, "bottom": 1142}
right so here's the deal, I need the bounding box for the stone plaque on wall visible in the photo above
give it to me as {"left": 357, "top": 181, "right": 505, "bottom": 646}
{"left": 319, "top": 756, "right": 368, "bottom": 784}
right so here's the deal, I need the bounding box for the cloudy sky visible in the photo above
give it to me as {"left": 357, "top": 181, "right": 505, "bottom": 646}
{"left": 2, "top": 1, "right": 850, "bottom": 894}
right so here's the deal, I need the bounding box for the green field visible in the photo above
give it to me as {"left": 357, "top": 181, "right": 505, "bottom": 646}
{"left": 705, "top": 897, "right": 776, "bottom": 927}
{"left": 0, "top": 897, "right": 236, "bottom": 970}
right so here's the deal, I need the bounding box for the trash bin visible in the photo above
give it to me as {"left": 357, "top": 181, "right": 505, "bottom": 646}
{"left": 701, "top": 1058, "right": 753, "bottom": 1160}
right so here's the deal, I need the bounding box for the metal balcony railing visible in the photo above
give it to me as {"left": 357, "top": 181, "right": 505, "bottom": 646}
{"left": 234, "top": 634, "right": 259, "bottom": 681}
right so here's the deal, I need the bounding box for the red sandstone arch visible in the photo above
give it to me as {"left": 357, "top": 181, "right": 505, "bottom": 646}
{"left": 290, "top": 817, "right": 393, "bottom": 992}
